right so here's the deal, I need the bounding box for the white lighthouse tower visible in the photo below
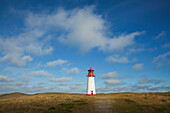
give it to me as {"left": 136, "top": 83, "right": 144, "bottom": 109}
{"left": 86, "top": 67, "right": 96, "bottom": 96}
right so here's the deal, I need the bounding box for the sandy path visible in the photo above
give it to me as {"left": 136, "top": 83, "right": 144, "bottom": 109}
{"left": 94, "top": 99, "right": 116, "bottom": 113}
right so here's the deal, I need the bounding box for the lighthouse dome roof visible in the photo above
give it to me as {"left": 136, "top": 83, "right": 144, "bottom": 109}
{"left": 88, "top": 67, "right": 94, "bottom": 71}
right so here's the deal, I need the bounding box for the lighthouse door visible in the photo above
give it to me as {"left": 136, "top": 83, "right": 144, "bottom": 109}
{"left": 91, "top": 91, "right": 93, "bottom": 95}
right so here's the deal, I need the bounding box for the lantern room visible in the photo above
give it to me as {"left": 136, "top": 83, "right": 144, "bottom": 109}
{"left": 87, "top": 67, "right": 95, "bottom": 77}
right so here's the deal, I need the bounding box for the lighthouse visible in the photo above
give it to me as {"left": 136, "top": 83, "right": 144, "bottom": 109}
{"left": 86, "top": 67, "right": 96, "bottom": 96}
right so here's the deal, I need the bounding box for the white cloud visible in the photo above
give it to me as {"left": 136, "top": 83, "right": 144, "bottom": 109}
{"left": 0, "top": 29, "right": 53, "bottom": 66}
{"left": 15, "top": 81, "right": 28, "bottom": 86}
{"left": 25, "top": 43, "right": 53, "bottom": 56}
{"left": 3, "top": 67, "right": 11, "bottom": 72}
{"left": 102, "top": 72, "right": 118, "bottom": 79}
{"left": 0, "top": 74, "right": 15, "bottom": 82}
{"left": 70, "top": 86, "right": 80, "bottom": 89}
{"left": 104, "top": 79, "right": 123, "bottom": 85}
{"left": 46, "top": 59, "right": 67, "bottom": 67}
{"left": 139, "top": 79, "right": 151, "bottom": 84}
{"left": 0, "top": 6, "right": 145, "bottom": 66}
{"left": 25, "top": 6, "right": 145, "bottom": 53}
{"left": 132, "top": 58, "right": 138, "bottom": 62}
{"left": 0, "top": 47, "right": 33, "bottom": 66}
{"left": 100, "top": 31, "right": 145, "bottom": 52}
{"left": 30, "top": 70, "right": 51, "bottom": 76}
{"left": 133, "top": 63, "right": 144, "bottom": 71}
{"left": 97, "top": 84, "right": 153, "bottom": 92}
{"left": 75, "top": 82, "right": 83, "bottom": 85}
{"left": 58, "top": 82, "right": 70, "bottom": 86}
{"left": 152, "top": 51, "right": 170, "bottom": 66}
{"left": 153, "top": 31, "right": 166, "bottom": 40}
{"left": 50, "top": 77, "right": 72, "bottom": 82}
{"left": 162, "top": 43, "right": 170, "bottom": 48}
{"left": 17, "top": 75, "right": 33, "bottom": 82}
{"left": 105, "top": 55, "right": 129, "bottom": 63}
{"left": 22, "top": 56, "right": 33, "bottom": 62}
{"left": 139, "top": 79, "right": 163, "bottom": 84}
{"left": 0, "top": 37, "right": 23, "bottom": 57}
{"left": 127, "top": 47, "right": 145, "bottom": 54}
{"left": 69, "top": 82, "right": 83, "bottom": 90}
{"left": 67, "top": 67, "right": 80, "bottom": 75}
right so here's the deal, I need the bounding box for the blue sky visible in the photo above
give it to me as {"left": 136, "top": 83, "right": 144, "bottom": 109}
{"left": 0, "top": 0, "right": 170, "bottom": 94}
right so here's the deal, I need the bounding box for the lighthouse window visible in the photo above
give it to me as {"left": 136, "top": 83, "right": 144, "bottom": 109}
{"left": 89, "top": 70, "right": 93, "bottom": 73}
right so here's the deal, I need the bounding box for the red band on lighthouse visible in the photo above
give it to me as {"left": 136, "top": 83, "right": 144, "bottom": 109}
{"left": 86, "top": 94, "right": 96, "bottom": 96}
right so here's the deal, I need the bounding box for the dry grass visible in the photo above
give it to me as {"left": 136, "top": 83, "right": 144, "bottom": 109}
{"left": 0, "top": 92, "right": 169, "bottom": 113}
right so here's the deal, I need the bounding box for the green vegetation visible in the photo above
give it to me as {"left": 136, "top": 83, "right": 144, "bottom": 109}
{"left": 72, "top": 99, "right": 85, "bottom": 103}
{"left": 0, "top": 92, "right": 169, "bottom": 113}
{"left": 46, "top": 108, "right": 72, "bottom": 113}
{"left": 60, "top": 103, "right": 75, "bottom": 109}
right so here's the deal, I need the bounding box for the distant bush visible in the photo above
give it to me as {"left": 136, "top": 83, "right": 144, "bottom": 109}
{"left": 144, "top": 97, "right": 147, "bottom": 99}
{"left": 48, "top": 106, "right": 56, "bottom": 110}
{"left": 124, "top": 99, "right": 136, "bottom": 103}
{"left": 60, "top": 103, "right": 74, "bottom": 109}
{"left": 160, "top": 99, "right": 167, "bottom": 102}
{"left": 72, "top": 99, "right": 85, "bottom": 102}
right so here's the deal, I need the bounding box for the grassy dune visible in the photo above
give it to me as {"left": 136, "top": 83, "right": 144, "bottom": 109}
{"left": 0, "top": 92, "right": 170, "bottom": 113}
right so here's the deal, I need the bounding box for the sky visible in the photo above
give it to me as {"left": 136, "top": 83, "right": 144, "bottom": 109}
{"left": 0, "top": 0, "right": 170, "bottom": 94}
